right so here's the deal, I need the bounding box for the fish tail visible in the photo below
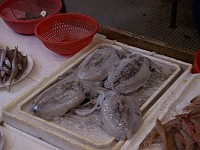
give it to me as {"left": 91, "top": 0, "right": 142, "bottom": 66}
{"left": 6, "top": 78, "right": 12, "bottom": 91}
{"left": 6, "top": 84, "right": 10, "bottom": 91}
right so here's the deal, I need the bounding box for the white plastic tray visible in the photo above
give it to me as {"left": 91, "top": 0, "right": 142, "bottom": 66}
{"left": 2, "top": 39, "right": 192, "bottom": 150}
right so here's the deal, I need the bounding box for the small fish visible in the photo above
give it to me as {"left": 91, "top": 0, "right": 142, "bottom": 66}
{"left": 0, "top": 71, "right": 5, "bottom": 79}
{"left": 1, "top": 65, "right": 11, "bottom": 75}
{"left": 7, "top": 47, "right": 19, "bottom": 91}
{"left": 6, "top": 48, "right": 14, "bottom": 62}
{"left": 17, "top": 51, "right": 23, "bottom": 70}
{"left": 2, "top": 75, "right": 7, "bottom": 84}
{"left": 0, "top": 48, "right": 6, "bottom": 69}
{"left": 13, "top": 55, "right": 28, "bottom": 82}
{"left": 4, "top": 57, "right": 11, "bottom": 69}
{"left": 22, "top": 55, "right": 28, "bottom": 70}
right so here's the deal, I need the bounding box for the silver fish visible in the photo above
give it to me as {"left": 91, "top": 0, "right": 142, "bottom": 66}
{"left": 4, "top": 57, "right": 11, "bottom": 69}
{"left": 31, "top": 77, "right": 85, "bottom": 120}
{"left": 105, "top": 53, "right": 154, "bottom": 94}
{"left": 1, "top": 65, "right": 11, "bottom": 75}
{"left": 0, "top": 48, "right": 6, "bottom": 70}
{"left": 7, "top": 47, "right": 19, "bottom": 91}
{"left": 78, "top": 47, "right": 122, "bottom": 82}
{"left": 101, "top": 92, "right": 143, "bottom": 141}
{"left": 17, "top": 51, "right": 25, "bottom": 70}
{"left": 0, "top": 71, "right": 5, "bottom": 79}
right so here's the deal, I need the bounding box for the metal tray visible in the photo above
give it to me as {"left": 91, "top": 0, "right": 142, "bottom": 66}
{"left": 2, "top": 39, "right": 191, "bottom": 150}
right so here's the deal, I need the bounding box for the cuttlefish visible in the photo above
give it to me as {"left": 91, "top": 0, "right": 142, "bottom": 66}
{"left": 31, "top": 77, "right": 85, "bottom": 120}
{"left": 78, "top": 47, "right": 123, "bottom": 82}
{"left": 105, "top": 53, "right": 154, "bottom": 94}
{"left": 101, "top": 92, "right": 143, "bottom": 141}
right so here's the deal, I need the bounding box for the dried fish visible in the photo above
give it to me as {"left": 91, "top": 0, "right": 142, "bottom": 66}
{"left": 0, "top": 46, "right": 29, "bottom": 89}
{"left": 31, "top": 77, "right": 85, "bottom": 120}
{"left": 2, "top": 75, "right": 7, "bottom": 84}
{"left": 105, "top": 53, "right": 154, "bottom": 93}
{"left": 13, "top": 55, "right": 28, "bottom": 82}
{"left": 17, "top": 52, "right": 27, "bottom": 70}
{"left": 0, "top": 71, "right": 5, "bottom": 79}
{"left": 101, "top": 92, "right": 143, "bottom": 141}
{"left": 0, "top": 48, "right": 6, "bottom": 70}
{"left": 78, "top": 47, "right": 122, "bottom": 82}
{"left": 7, "top": 47, "right": 19, "bottom": 91}
{"left": 4, "top": 57, "right": 11, "bottom": 69}
{"left": 22, "top": 55, "right": 28, "bottom": 70}
{"left": 1, "top": 65, "right": 11, "bottom": 75}
{"left": 6, "top": 48, "right": 14, "bottom": 62}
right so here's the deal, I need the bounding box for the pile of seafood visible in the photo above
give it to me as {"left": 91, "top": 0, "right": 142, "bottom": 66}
{"left": 0, "top": 46, "right": 27, "bottom": 90}
{"left": 31, "top": 47, "right": 157, "bottom": 141}
{"left": 140, "top": 95, "right": 200, "bottom": 149}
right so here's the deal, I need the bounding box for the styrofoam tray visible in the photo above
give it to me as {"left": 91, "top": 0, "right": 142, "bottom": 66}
{"left": 2, "top": 39, "right": 192, "bottom": 150}
{"left": 121, "top": 70, "right": 195, "bottom": 150}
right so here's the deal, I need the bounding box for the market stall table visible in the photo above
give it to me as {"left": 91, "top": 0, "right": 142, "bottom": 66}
{"left": 0, "top": 16, "right": 196, "bottom": 149}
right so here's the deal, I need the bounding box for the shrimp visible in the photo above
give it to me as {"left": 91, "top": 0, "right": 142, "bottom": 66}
{"left": 155, "top": 119, "right": 168, "bottom": 150}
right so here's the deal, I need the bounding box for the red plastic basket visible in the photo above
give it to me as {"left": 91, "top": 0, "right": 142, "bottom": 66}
{"left": 34, "top": 13, "right": 99, "bottom": 55}
{"left": 193, "top": 49, "right": 200, "bottom": 73}
{"left": 0, "top": 0, "right": 62, "bottom": 35}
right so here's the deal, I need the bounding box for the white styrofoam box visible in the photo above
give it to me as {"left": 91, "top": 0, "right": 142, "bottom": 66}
{"left": 2, "top": 39, "right": 192, "bottom": 150}
{"left": 121, "top": 69, "right": 195, "bottom": 150}
{"left": 3, "top": 124, "right": 61, "bottom": 150}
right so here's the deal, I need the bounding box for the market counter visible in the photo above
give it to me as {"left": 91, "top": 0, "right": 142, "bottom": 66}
{"left": 0, "top": 17, "right": 196, "bottom": 150}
